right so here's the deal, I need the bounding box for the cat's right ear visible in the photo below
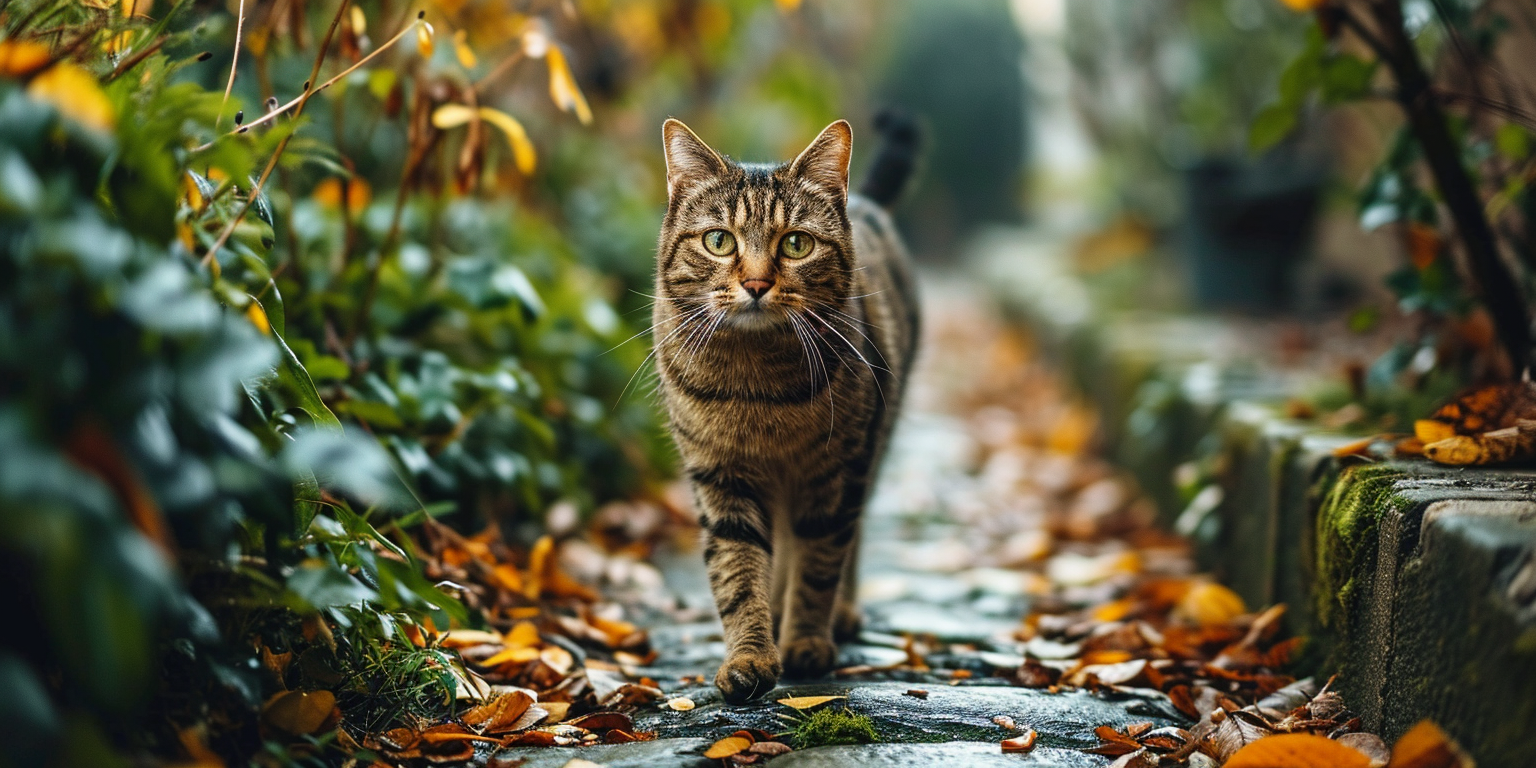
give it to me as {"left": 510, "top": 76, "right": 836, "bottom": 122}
{"left": 663, "top": 119, "right": 725, "bottom": 199}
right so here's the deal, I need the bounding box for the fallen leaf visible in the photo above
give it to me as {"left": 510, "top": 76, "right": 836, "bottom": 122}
{"left": 440, "top": 629, "right": 504, "bottom": 648}
{"left": 1176, "top": 582, "right": 1247, "bottom": 627}
{"left": 1337, "top": 732, "right": 1390, "bottom": 767}
{"left": 666, "top": 696, "right": 695, "bottom": 711}
{"left": 905, "top": 689, "right": 929, "bottom": 699}
{"left": 261, "top": 690, "right": 335, "bottom": 735}
{"left": 1107, "top": 749, "right": 1159, "bottom": 768}
{"left": 749, "top": 741, "right": 793, "bottom": 756}
{"left": 1386, "top": 721, "right": 1471, "bottom": 768}
{"left": 566, "top": 712, "right": 634, "bottom": 733}
{"left": 992, "top": 715, "right": 1017, "bottom": 730}
{"left": 27, "top": 62, "right": 115, "bottom": 132}
{"left": 776, "top": 695, "right": 847, "bottom": 710}
{"left": 481, "top": 645, "right": 541, "bottom": 667}
{"left": 705, "top": 736, "right": 753, "bottom": 759}
{"left": 1225, "top": 733, "right": 1371, "bottom": 768}
{"left": 461, "top": 690, "right": 535, "bottom": 733}
{"left": 1000, "top": 729, "right": 1038, "bottom": 753}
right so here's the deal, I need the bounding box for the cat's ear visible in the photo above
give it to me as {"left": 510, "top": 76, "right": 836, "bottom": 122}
{"left": 789, "top": 120, "right": 852, "bottom": 202}
{"left": 663, "top": 119, "right": 726, "bottom": 199}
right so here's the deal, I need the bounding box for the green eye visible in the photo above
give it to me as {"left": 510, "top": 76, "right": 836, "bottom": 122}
{"left": 702, "top": 229, "right": 736, "bottom": 256}
{"left": 779, "top": 232, "right": 814, "bottom": 259}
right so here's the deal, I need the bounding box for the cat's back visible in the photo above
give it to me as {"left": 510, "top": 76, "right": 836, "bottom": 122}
{"left": 847, "top": 195, "right": 919, "bottom": 389}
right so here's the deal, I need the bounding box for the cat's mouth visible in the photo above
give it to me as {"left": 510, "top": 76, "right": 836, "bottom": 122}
{"left": 724, "top": 300, "right": 785, "bottom": 330}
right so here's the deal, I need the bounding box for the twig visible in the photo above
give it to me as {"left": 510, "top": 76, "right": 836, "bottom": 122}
{"left": 214, "top": 0, "right": 247, "bottom": 132}
{"left": 104, "top": 34, "right": 167, "bottom": 81}
{"left": 472, "top": 49, "right": 524, "bottom": 94}
{"left": 192, "top": 14, "right": 422, "bottom": 152}
{"left": 1433, "top": 89, "right": 1536, "bottom": 133}
{"left": 200, "top": 0, "right": 359, "bottom": 269}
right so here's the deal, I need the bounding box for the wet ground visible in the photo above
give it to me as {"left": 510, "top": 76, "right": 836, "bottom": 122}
{"left": 497, "top": 278, "right": 1207, "bottom": 765}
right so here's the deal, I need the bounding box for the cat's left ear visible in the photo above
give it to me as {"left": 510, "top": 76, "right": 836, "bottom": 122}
{"left": 789, "top": 120, "right": 852, "bottom": 202}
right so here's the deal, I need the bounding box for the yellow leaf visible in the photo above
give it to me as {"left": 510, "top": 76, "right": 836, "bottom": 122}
{"left": 476, "top": 107, "right": 537, "bottom": 175}
{"left": 775, "top": 0, "right": 803, "bottom": 11}
{"left": 1276, "top": 0, "right": 1325, "bottom": 10}
{"left": 1226, "top": 733, "right": 1371, "bottom": 768}
{"left": 454, "top": 30, "right": 478, "bottom": 69}
{"left": 440, "top": 629, "right": 504, "bottom": 648}
{"left": 121, "top": 0, "right": 151, "bottom": 17}
{"left": 0, "top": 40, "right": 51, "bottom": 78}
{"left": 417, "top": 21, "right": 435, "bottom": 57}
{"left": 261, "top": 690, "right": 336, "bottom": 735}
{"left": 349, "top": 5, "right": 366, "bottom": 36}
{"left": 666, "top": 696, "right": 695, "bottom": 711}
{"left": 246, "top": 302, "right": 271, "bottom": 335}
{"left": 1175, "top": 581, "right": 1246, "bottom": 627}
{"left": 776, "top": 695, "right": 846, "bottom": 710}
{"left": 545, "top": 46, "right": 591, "bottom": 125}
{"left": 431, "top": 104, "right": 477, "bottom": 129}
{"left": 480, "top": 645, "right": 541, "bottom": 667}
{"left": 525, "top": 535, "right": 554, "bottom": 598}
{"left": 704, "top": 736, "right": 752, "bottom": 759}
{"left": 27, "top": 63, "right": 115, "bottom": 132}
{"left": 489, "top": 563, "right": 524, "bottom": 593}
{"left": 1414, "top": 420, "right": 1456, "bottom": 443}
{"left": 504, "top": 620, "right": 540, "bottom": 648}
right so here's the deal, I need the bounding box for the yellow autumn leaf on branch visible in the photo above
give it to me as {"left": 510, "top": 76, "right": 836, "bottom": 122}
{"left": 27, "top": 63, "right": 116, "bottom": 132}
{"left": 0, "top": 40, "right": 51, "bottom": 78}
{"left": 546, "top": 46, "right": 592, "bottom": 125}
{"left": 431, "top": 104, "right": 538, "bottom": 175}
{"left": 453, "top": 30, "right": 477, "bottom": 69}
{"left": 476, "top": 107, "right": 537, "bottom": 174}
{"left": 416, "top": 21, "right": 436, "bottom": 57}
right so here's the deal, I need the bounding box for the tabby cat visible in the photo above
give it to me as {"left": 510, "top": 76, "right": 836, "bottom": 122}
{"left": 653, "top": 116, "right": 921, "bottom": 702}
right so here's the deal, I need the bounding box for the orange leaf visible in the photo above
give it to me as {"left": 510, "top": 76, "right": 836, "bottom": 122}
{"left": 1414, "top": 420, "right": 1456, "bottom": 443}
{"left": 504, "top": 620, "right": 540, "bottom": 648}
{"left": 1387, "top": 721, "right": 1472, "bottom": 768}
{"left": 480, "top": 645, "right": 540, "bottom": 667}
{"left": 1001, "top": 729, "right": 1038, "bottom": 753}
{"left": 1226, "top": 733, "right": 1372, "bottom": 768}
{"left": 704, "top": 736, "right": 752, "bottom": 759}
{"left": 489, "top": 563, "right": 524, "bottom": 593}
{"left": 1407, "top": 223, "right": 1442, "bottom": 271}
{"left": 1276, "top": 0, "right": 1325, "bottom": 10}
{"left": 776, "top": 695, "right": 846, "bottom": 710}
{"left": 525, "top": 535, "right": 555, "bottom": 599}
{"left": 0, "top": 40, "right": 51, "bottom": 77}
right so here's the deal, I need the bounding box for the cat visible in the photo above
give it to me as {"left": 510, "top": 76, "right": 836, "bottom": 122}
{"left": 653, "top": 114, "right": 921, "bottom": 703}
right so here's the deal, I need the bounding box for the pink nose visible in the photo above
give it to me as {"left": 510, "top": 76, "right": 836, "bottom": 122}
{"left": 741, "top": 279, "right": 774, "bottom": 299}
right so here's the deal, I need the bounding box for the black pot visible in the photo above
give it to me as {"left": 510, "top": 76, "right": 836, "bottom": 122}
{"left": 1182, "top": 155, "right": 1322, "bottom": 313}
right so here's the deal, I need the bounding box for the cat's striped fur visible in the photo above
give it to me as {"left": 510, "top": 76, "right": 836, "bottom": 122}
{"left": 654, "top": 118, "right": 920, "bottom": 702}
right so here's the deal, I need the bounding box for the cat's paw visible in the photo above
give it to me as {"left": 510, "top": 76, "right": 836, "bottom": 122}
{"left": 832, "top": 603, "right": 863, "bottom": 643}
{"left": 780, "top": 636, "right": 837, "bottom": 679}
{"left": 715, "top": 650, "right": 781, "bottom": 704}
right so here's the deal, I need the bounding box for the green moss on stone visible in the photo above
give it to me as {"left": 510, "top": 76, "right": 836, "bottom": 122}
{"left": 1313, "top": 464, "right": 1409, "bottom": 631}
{"left": 791, "top": 707, "right": 880, "bottom": 748}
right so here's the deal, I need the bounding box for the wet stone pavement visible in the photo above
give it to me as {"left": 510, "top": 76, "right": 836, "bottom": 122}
{"left": 500, "top": 279, "right": 1198, "bottom": 766}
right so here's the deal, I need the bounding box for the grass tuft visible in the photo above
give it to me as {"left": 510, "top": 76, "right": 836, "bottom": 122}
{"left": 790, "top": 707, "right": 880, "bottom": 748}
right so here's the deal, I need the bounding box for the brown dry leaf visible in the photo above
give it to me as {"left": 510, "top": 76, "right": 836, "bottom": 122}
{"left": 1406, "top": 223, "right": 1442, "bottom": 271}
{"left": 1337, "top": 733, "right": 1390, "bottom": 767}
{"left": 1386, "top": 721, "right": 1472, "bottom": 768}
{"left": 1000, "top": 729, "right": 1038, "bottom": 753}
{"left": 1106, "top": 749, "right": 1159, "bottom": 768}
{"left": 1225, "top": 733, "right": 1372, "bottom": 768}
{"left": 541, "top": 701, "right": 571, "bottom": 723}
{"left": 704, "top": 736, "right": 753, "bottom": 759}
{"left": 461, "top": 690, "right": 535, "bottom": 733}
{"left": 776, "top": 695, "right": 847, "bottom": 710}
{"left": 260, "top": 690, "right": 335, "bottom": 735}
{"left": 749, "top": 741, "right": 793, "bottom": 756}
{"left": 1176, "top": 582, "right": 1247, "bottom": 627}
{"left": 566, "top": 712, "right": 634, "bottom": 733}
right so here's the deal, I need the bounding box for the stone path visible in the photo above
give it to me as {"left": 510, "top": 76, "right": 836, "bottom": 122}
{"left": 500, "top": 277, "right": 1195, "bottom": 766}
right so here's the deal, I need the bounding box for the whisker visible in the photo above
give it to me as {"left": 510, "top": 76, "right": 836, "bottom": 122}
{"left": 614, "top": 306, "right": 714, "bottom": 406}
{"left": 806, "top": 308, "right": 889, "bottom": 408}
{"left": 604, "top": 303, "right": 712, "bottom": 356}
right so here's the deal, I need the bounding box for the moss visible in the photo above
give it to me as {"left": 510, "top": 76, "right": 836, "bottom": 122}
{"left": 790, "top": 707, "right": 880, "bottom": 748}
{"left": 1313, "top": 464, "right": 1409, "bottom": 632}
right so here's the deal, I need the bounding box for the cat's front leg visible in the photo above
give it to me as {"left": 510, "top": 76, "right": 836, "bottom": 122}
{"left": 693, "top": 468, "right": 781, "bottom": 703}
{"left": 779, "top": 475, "right": 860, "bottom": 679}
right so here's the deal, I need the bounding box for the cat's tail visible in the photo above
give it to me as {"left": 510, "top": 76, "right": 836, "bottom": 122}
{"left": 858, "top": 109, "right": 921, "bottom": 207}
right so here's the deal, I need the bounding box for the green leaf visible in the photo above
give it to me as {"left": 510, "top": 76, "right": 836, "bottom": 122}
{"left": 1320, "top": 55, "right": 1376, "bottom": 103}
{"left": 271, "top": 328, "right": 343, "bottom": 432}
{"left": 1496, "top": 123, "right": 1530, "bottom": 161}
{"left": 1250, "top": 103, "right": 1299, "bottom": 152}
{"left": 335, "top": 400, "right": 405, "bottom": 428}
{"left": 286, "top": 562, "right": 379, "bottom": 611}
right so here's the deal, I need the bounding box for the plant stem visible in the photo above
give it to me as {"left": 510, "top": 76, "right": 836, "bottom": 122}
{"left": 1364, "top": 0, "right": 1531, "bottom": 374}
{"left": 213, "top": 0, "right": 246, "bottom": 132}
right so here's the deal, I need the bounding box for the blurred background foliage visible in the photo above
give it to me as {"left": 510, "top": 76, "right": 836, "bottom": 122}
{"left": 0, "top": 0, "right": 957, "bottom": 764}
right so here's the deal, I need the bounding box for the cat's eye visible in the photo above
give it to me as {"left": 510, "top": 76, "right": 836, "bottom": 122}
{"left": 779, "top": 231, "right": 814, "bottom": 259}
{"left": 702, "top": 229, "right": 736, "bottom": 256}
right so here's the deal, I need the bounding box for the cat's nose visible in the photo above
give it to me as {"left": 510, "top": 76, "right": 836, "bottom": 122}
{"left": 741, "top": 279, "right": 774, "bottom": 300}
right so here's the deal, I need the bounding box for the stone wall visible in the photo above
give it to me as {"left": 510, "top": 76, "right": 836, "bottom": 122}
{"left": 974, "top": 233, "right": 1536, "bottom": 766}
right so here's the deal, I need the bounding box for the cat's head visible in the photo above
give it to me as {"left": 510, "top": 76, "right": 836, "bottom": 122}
{"left": 657, "top": 119, "right": 853, "bottom": 332}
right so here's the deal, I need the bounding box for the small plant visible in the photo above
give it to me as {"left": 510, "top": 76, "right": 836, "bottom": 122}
{"left": 786, "top": 707, "right": 881, "bottom": 748}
